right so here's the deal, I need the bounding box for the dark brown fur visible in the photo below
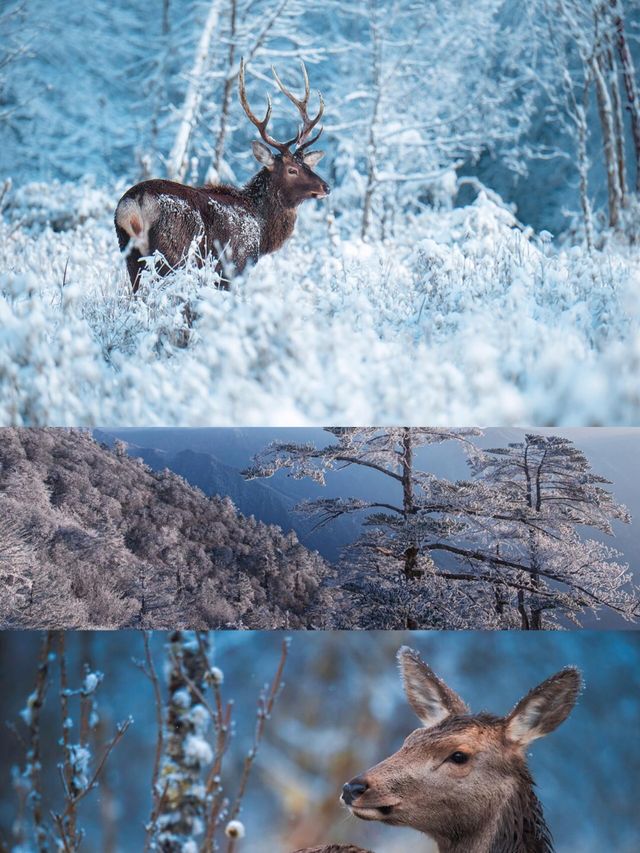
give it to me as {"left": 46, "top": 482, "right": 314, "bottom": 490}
{"left": 115, "top": 153, "right": 328, "bottom": 292}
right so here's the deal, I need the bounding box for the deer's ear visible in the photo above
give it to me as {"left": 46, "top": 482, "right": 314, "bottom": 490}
{"left": 302, "top": 150, "right": 324, "bottom": 167}
{"left": 252, "top": 141, "right": 275, "bottom": 169}
{"left": 506, "top": 668, "right": 582, "bottom": 747}
{"left": 397, "top": 647, "right": 468, "bottom": 729}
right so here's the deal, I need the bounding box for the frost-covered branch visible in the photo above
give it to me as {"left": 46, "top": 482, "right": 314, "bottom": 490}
{"left": 11, "top": 631, "right": 54, "bottom": 852}
{"left": 150, "top": 631, "right": 288, "bottom": 852}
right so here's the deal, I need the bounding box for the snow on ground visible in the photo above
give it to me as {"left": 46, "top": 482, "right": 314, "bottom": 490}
{"left": 1, "top": 179, "right": 639, "bottom": 426}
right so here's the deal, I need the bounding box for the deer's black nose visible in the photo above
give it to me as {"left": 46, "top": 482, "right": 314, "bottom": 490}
{"left": 323, "top": 182, "right": 331, "bottom": 195}
{"left": 342, "top": 777, "right": 368, "bottom": 805}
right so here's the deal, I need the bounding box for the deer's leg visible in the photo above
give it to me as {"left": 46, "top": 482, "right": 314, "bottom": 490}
{"left": 127, "top": 250, "right": 145, "bottom": 293}
{"left": 215, "top": 257, "right": 231, "bottom": 291}
{"left": 115, "top": 222, "right": 145, "bottom": 292}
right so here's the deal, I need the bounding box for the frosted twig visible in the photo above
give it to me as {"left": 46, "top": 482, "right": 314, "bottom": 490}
{"left": 225, "top": 637, "right": 289, "bottom": 852}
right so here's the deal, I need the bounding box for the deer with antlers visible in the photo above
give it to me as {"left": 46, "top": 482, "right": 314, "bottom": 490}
{"left": 328, "top": 647, "right": 581, "bottom": 853}
{"left": 115, "top": 60, "right": 329, "bottom": 291}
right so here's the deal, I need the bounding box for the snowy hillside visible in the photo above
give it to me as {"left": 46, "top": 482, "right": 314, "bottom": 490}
{"left": 0, "top": 428, "right": 329, "bottom": 629}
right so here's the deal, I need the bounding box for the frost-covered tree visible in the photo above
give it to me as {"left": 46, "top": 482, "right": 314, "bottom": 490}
{"left": 245, "top": 427, "right": 488, "bottom": 628}
{"left": 464, "top": 433, "right": 636, "bottom": 627}
{"left": 343, "top": 434, "right": 638, "bottom": 629}
{"left": 0, "top": 3, "right": 33, "bottom": 134}
{"left": 246, "top": 429, "right": 638, "bottom": 630}
{"left": 164, "top": 0, "right": 324, "bottom": 185}
{"left": 245, "top": 426, "right": 480, "bottom": 579}
{"left": 533, "top": 0, "right": 640, "bottom": 238}
{"left": 322, "top": 0, "right": 544, "bottom": 239}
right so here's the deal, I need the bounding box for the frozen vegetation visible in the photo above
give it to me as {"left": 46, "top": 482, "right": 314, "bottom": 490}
{"left": 2, "top": 182, "right": 640, "bottom": 425}
{"left": 0, "top": 0, "right": 639, "bottom": 425}
{"left": 0, "top": 429, "right": 330, "bottom": 629}
{"left": 1, "top": 428, "right": 637, "bottom": 630}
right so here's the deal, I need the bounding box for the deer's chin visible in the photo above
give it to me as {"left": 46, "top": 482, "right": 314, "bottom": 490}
{"left": 349, "top": 804, "right": 397, "bottom": 823}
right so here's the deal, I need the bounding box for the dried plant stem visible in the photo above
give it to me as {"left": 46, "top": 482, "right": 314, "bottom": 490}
{"left": 141, "top": 631, "right": 165, "bottom": 853}
{"left": 57, "top": 632, "right": 78, "bottom": 848}
{"left": 53, "top": 719, "right": 132, "bottom": 844}
{"left": 225, "top": 638, "right": 289, "bottom": 852}
{"left": 13, "top": 631, "right": 54, "bottom": 852}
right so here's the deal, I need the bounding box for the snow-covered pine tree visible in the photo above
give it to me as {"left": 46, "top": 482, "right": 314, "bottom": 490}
{"left": 244, "top": 426, "right": 482, "bottom": 626}
{"left": 466, "top": 433, "right": 637, "bottom": 627}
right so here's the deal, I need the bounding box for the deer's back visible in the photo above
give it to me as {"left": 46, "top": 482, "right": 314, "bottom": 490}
{"left": 116, "top": 179, "right": 262, "bottom": 273}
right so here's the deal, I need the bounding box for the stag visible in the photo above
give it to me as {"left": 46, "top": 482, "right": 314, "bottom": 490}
{"left": 115, "top": 60, "right": 329, "bottom": 291}
{"left": 338, "top": 647, "right": 581, "bottom": 853}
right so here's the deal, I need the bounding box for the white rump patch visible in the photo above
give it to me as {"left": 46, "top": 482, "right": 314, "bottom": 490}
{"left": 115, "top": 194, "right": 160, "bottom": 255}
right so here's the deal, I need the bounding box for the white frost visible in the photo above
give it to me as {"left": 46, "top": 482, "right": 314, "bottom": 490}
{"left": 1, "top": 182, "right": 639, "bottom": 426}
{"left": 183, "top": 734, "right": 213, "bottom": 767}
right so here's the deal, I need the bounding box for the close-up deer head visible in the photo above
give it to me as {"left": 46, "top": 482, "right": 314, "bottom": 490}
{"left": 238, "top": 58, "right": 330, "bottom": 207}
{"left": 341, "top": 647, "right": 582, "bottom": 853}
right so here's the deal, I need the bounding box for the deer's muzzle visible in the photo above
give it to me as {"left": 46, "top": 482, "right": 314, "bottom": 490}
{"left": 341, "top": 777, "right": 368, "bottom": 806}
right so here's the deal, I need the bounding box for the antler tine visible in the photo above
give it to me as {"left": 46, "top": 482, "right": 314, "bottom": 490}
{"left": 272, "top": 60, "right": 325, "bottom": 149}
{"left": 296, "top": 96, "right": 324, "bottom": 152}
{"left": 271, "top": 61, "right": 309, "bottom": 114}
{"left": 238, "top": 57, "right": 289, "bottom": 153}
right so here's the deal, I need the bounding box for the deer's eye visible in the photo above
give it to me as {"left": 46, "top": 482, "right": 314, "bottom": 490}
{"left": 287, "top": 167, "right": 299, "bottom": 175}
{"left": 448, "top": 751, "right": 469, "bottom": 765}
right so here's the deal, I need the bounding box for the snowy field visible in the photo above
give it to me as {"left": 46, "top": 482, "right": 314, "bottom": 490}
{"left": 1, "top": 178, "right": 639, "bottom": 426}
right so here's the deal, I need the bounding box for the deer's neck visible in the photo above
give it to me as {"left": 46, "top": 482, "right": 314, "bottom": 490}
{"left": 437, "top": 774, "right": 553, "bottom": 853}
{"left": 243, "top": 169, "right": 297, "bottom": 255}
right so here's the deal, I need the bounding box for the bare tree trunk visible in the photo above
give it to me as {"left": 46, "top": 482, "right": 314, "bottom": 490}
{"left": 361, "top": 2, "right": 382, "bottom": 240}
{"left": 517, "top": 589, "right": 531, "bottom": 630}
{"left": 605, "top": 41, "right": 628, "bottom": 202}
{"left": 162, "top": 0, "right": 171, "bottom": 35}
{"left": 591, "top": 52, "right": 623, "bottom": 227}
{"left": 609, "top": 0, "right": 640, "bottom": 191}
{"left": 167, "top": 0, "right": 222, "bottom": 182}
{"left": 577, "top": 91, "right": 595, "bottom": 250}
{"left": 548, "top": 1, "right": 595, "bottom": 248}
{"left": 401, "top": 428, "right": 422, "bottom": 579}
{"left": 212, "top": 0, "right": 238, "bottom": 176}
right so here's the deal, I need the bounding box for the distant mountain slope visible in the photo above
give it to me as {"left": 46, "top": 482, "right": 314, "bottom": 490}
{"left": 99, "top": 428, "right": 364, "bottom": 561}
{"left": 95, "top": 433, "right": 298, "bottom": 533}
{"left": 0, "top": 429, "right": 330, "bottom": 629}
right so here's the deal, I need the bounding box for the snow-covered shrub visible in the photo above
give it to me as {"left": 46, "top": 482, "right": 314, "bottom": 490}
{"left": 1, "top": 181, "right": 639, "bottom": 425}
{"left": 4, "top": 179, "right": 115, "bottom": 232}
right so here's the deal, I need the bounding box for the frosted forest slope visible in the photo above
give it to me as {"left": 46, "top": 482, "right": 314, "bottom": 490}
{"left": 0, "top": 428, "right": 329, "bottom": 629}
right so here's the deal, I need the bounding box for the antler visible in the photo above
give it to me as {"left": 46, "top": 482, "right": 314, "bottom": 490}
{"left": 239, "top": 58, "right": 324, "bottom": 155}
{"left": 272, "top": 60, "right": 324, "bottom": 151}
{"left": 238, "top": 58, "right": 290, "bottom": 154}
